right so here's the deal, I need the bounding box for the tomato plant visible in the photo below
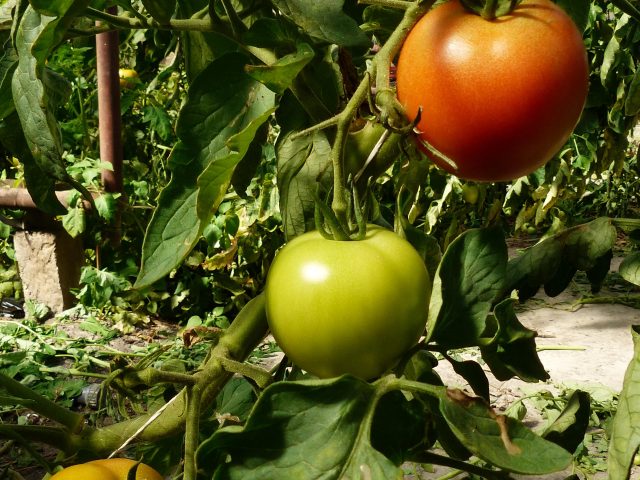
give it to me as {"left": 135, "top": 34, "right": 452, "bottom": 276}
{"left": 50, "top": 458, "right": 163, "bottom": 480}
{"left": 265, "top": 225, "right": 431, "bottom": 379}
{"left": 396, "top": 0, "right": 589, "bottom": 182}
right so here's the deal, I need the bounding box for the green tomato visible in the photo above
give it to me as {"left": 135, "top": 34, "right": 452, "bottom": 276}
{"left": 265, "top": 225, "right": 431, "bottom": 379}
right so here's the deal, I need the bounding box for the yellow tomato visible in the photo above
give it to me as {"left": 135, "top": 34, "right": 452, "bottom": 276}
{"left": 50, "top": 458, "right": 163, "bottom": 480}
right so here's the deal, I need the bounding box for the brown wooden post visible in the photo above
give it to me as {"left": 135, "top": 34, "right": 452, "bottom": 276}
{"left": 96, "top": 7, "right": 123, "bottom": 246}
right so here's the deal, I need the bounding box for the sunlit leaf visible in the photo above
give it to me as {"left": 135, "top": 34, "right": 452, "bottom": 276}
{"left": 270, "top": 0, "right": 369, "bottom": 47}
{"left": 199, "top": 376, "right": 402, "bottom": 479}
{"left": 426, "top": 226, "right": 508, "bottom": 348}
{"left": 608, "top": 326, "right": 640, "bottom": 478}
{"left": 440, "top": 389, "right": 572, "bottom": 474}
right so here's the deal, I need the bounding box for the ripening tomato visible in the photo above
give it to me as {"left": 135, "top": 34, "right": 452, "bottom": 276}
{"left": 50, "top": 458, "right": 163, "bottom": 480}
{"left": 396, "top": 0, "right": 589, "bottom": 182}
{"left": 265, "top": 225, "right": 431, "bottom": 379}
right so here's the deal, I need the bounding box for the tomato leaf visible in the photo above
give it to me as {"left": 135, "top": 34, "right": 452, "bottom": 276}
{"left": 0, "top": 47, "right": 17, "bottom": 120}
{"left": 0, "top": 113, "right": 62, "bottom": 214}
{"left": 176, "top": 0, "right": 238, "bottom": 81}
{"left": 619, "top": 251, "right": 640, "bottom": 287}
{"left": 542, "top": 390, "right": 591, "bottom": 454}
{"left": 214, "top": 377, "right": 257, "bottom": 423}
{"left": 440, "top": 389, "right": 572, "bottom": 474}
{"left": 270, "top": 0, "right": 369, "bottom": 47}
{"left": 136, "top": 54, "right": 276, "bottom": 287}
{"left": 141, "top": 0, "right": 176, "bottom": 24}
{"left": 199, "top": 376, "right": 402, "bottom": 480}
{"left": 371, "top": 390, "right": 433, "bottom": 464}
{"left": 275, "top": 92, "right": 333, "bottom": 240}
{"left": 608, "top": 325, "right": 640, "bottom": 478}
{"left": 11, "top": 4, "right": 93, "bottom": 212}
{"left": 245, "top": 43, "right": 315, "bottom": 94}
{"left": 502, "top": 217, "right": 617, "bottom": 301}
{"left": 555, "top": 0, "right": 590, "bottom": 32}
{"left": 426, "top": 226, "right": 508, "bottom": 349}
{"left": 242, "top": 17, "right": 303, "bottom": 49}
{"left": 446, "top": 357, "right": 490, "bottom": 401}
{"left": 479, "top": 298, "right": 549, "bottom": 382}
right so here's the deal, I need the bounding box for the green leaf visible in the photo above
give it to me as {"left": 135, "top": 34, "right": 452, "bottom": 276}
{"left": 196, "top": 106, "right": 275, "bottom": 220}
{"left": 619, "top": 251, "right": 640, "bottom": 287}
{"left": 555, "top": 0, "right": 590, "bottom": 32}
{"left": 625, "top": 68, "right": 640, "bottom": 116}
{"left": 215, "top": 377, "right": 257, "bottom": 423}
{"left": 0, "top": 46, "right": 17, "bottom": 120}
{"left": 142, "top": 104, "right": 173, "bottom": 141}
{"left": 0, "top": 112, "right": 65, "bottom": 215}
{"left": 608, "top": 325, "right": 640, "bottom": 478}
{"left": 440, "top": 389, "right": 572, "bottom": 474}
{"left": 446, "top": 357, "right": 490, "bottom": 401}
{"left": 11, "top": 4, "right": 93, "bottom": 208}
{"left": 543, "top": 390, "right": 591, "bottom": 454}
{"left": 610, "top": 0, "right": 640, "bottom": 22}
{"left": 276, "top": 128, "right": 332, "bottom": 240}
{"left": 371, "top": 390, "right": 433, "bottom": 464}
{"left": 245, "top": 43, "right": 315, "bottom": 94}
{"left": 270, "top": 0, "right": 369, "bottom": 47}
{"left": 479, "top": 298, "right": 549, "bottom": 382}
{"left": 136, "top": 54, "right": 275, "bottom": 287}
{"left": 242, "top": 17, "right": 302, "bottom": 49}
{"left": 176, "top": 0, "right": 238, "bottom": 81}
{"left": 141, "top": 0, "right": 176, "bottom": 23}
{"left": 503, "top": 217, "right": 617, "bottom": 301}
{"left": 426, "top": 226, "right": 508, "bottom": 349}
{"left": 200, "top": 376, "right": 402, "bottom": 480}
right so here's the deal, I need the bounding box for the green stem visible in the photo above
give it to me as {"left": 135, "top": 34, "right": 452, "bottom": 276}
{"left": 358, "top": 0, "right": 412, "bottom": 9}
{"left": 217, "top": 356, "right": 273, "bottom": 388}
{"left": 0, "top": 425, "right": 73, "bottom": 453}
{"left": 0, "top": 373, "right": 84, "bottom": 433}
{"left": 481, "top": 0, "right": 499, "bottom": 19}
{"left": 183, "top": 386, "right": 202, "bottom": 480}
{"left": 326, "top": 0, "right": 434, "bottom": 227}
{"left": 70, "top": 295, "right": 268, "bottom": 454}
{"left": 85, "top": 8, "right": 216, "bottom": 31}
{"left": 413, "top": 451, "right": 510, "bottom": 480}
{"left": 119, "top": 368, "right": 198, "bottom": 390}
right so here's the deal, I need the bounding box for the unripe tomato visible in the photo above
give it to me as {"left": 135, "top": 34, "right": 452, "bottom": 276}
{"left": 50, "top": 458, "right": 163, "bottom": 480}
{"left": 344, "top": 121, "right": 401, "bottom": 184}
{"left": 265, "top": 225, "right": 431, "bottom": 379}
{"left": 396, "top": 0, "right": 588, "bottom": 182}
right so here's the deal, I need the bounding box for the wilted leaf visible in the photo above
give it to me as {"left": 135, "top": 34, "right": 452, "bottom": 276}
{"left": 426, "top": 226, "right": 508, "bottom": 348}
{"left": 608, "top": 325, "right": 640, "bottom": 478}
{"left": 480, "top": 298, "right": 549, "bottom": 382}
{"left": 440, "top": 389, "right": 572, "bottom": 474}
{"left": 199, "top": 376, "right": 402, "bottom": 479}
{"left": 503, "top": 218, "right": 616, "bottom": 301}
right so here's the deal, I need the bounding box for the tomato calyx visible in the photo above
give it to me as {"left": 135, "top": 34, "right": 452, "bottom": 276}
{"left": 459, "top": 0, "right": 522, "bottom": 20}
{"left": 313, "top": 185, "right": 368, "bottom": 241}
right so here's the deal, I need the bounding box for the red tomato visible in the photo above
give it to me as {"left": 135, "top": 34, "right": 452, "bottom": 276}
{"left": 396, "top": 0, "right": 589, "bottom": 182}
